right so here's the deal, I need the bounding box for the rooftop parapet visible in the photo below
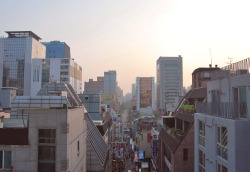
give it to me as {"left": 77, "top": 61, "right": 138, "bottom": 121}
{"left": 211, "top": 57, "right": 250, "bottom": 80}
{"left": 196, "top": 102, "right": 249, "bottom": 119}
{"left": 5, "top": 31, "right": 41, "bottom": 41}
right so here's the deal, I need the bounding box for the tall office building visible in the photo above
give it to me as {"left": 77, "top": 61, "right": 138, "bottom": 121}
{"left": 156, "top": 56, "right": 183, "bottom": 112}
{"left": 31, "top": 58, "right": 82, "bottom": 95}
{"left": 42, "top": 41, "right": 70, "bottom": 58}
{"left": 136, "top": 77, "right": 156, "bottom": 112}
{"left": 104, "top": 70, "right": 116, "bottom": 95}
{"left": 0, "top": 31, "right": 46, "bottom": 95}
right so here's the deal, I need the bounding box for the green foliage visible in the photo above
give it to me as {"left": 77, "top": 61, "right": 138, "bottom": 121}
{"left": 180, "top": 104, "right": 195, "bottom": 113}
{"left": 170, "top": 128, "right": 183, "bottom": 136}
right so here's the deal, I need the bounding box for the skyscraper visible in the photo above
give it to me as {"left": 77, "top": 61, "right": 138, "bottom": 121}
{"left": 104, "top": 70, "right": 116, "bottom": 95}
{"left": 156, "top": 56, "right": 183, "bottom": 111}
{"left": 136, "top": 77, "right": 156, "bottom": 112}
{"left": 42, "top": 41, "right": 70, "bottom": 59}
{"left": 0, "top": 31, "right": 46, "bottom": 95}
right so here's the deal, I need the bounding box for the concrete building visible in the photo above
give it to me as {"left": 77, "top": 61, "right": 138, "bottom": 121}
{"left": 42, "top": 41, "right": 71, "bottom": 59}
{"left": 84, "top": 77, "right": 104, "bottom": 94}
{"left": 157, "top": 66, "right": 219, "bottom": 172}
{"left": 136, "top": 77, "right": 156, "bottom": 114}
{"left": 0, "top": 83, "right": 86, "bottom": 172}
{"left": 31, "top": 58, "right": 82, "bottom": 95}
{"left": 0, "top": 31, "right": 46, "bottom": 95}
{"left": 191, "top": 66, "right": 220, "bottom": 89}
{"left": 194, "top": 58, "right": 250, "bottom": 172}
{"left": 156, "top": 56, "right": 183, "bottom": 112}
{"left": 104, "top": 70, "right": 116, "bottom": 95}
{"left": 0, "top": 87, "right": 16, "bottom": 110}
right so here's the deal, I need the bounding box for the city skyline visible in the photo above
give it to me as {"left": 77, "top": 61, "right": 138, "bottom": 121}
{"left": 1, "top": 0, "right": 250, "bottom": 94}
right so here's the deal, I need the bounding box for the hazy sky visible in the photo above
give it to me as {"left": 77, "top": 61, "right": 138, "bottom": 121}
{"left": 1, "top": 0, "right": 250, "bottom": 94}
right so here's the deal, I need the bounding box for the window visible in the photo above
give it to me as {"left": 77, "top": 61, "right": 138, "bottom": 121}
{"left": 33, "top": 65, "right": 40, "bottom": 82}
{"left": 199, "top": 150, "right": 205, "bottom": 172}
{"left": 217, "top": 126, "right": 228, "bottom": 160}
{"left": 60, "top": 71, "right": 69, "bottom": 75}
{"left": 38, "top": 129, "right": 56, "bottom": 172}
{"left": 217, "top": 163, "right": 228, "bottom": 172}
{"left": 204, "top": 72, "right": 210, "bottom": 78}
{"left": 211, "top": 90, "right": 220, "bottom": 103}
{"left": 0, "top": 150, "right": 12, "bottom": 169}
{"left": 199, "top": 120, "right": 205, "bottom": 147}
{"left": 183, "top": 148, "right": 188, "bottom": 160}
{"left": 233, "top": 86, "right": 247, "bottom": 117}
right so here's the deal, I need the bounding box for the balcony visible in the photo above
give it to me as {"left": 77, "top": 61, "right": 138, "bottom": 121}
{"left": 196, "top": 102, "right": 249, "bottom": 119}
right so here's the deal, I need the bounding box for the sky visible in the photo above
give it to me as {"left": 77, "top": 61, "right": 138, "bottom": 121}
{"left": 1, "top": 0, "right": 250, "bottom": 94}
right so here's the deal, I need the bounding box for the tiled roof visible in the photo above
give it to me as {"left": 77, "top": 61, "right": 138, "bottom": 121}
{"left": 85, "top": 113, "right": 108, "bottom": 168}
{"left": 159, "top": 128, "right": 179, "bottom": 152}
{"left": 188, "top": 87, "right": 207, "bottom": 99}
{"left": 175, "top": 112, "right": 194, "bottom": 123}
{"left": 97, "top": 112, "right": 113, "bottom": 136}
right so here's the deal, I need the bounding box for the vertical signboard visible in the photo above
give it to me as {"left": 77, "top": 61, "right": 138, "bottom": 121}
{"left": 152, "top": 140, "right": 158, "bottom": 156}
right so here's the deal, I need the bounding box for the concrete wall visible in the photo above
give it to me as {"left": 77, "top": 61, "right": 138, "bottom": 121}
{"left": 195, "top": 113, "right": 250, "bottom": 172}
{"left": 0, "top": 89, "right": 16, "bottom": 109}
{"left": 207, "top": 74, "right": 250, "bottom": 104}
{"left": 0, "top": 107, "right": 86, "bottom": 172}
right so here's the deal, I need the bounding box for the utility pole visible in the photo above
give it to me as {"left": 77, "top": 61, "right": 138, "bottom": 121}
{"left": 209, "top": 48, "right": 212, "bottom": 66}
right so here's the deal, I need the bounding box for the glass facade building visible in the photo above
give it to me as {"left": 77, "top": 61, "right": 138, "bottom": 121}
{"left": 156, "top": 56, "right": 183, "bottom": 111}
{"left": 0, "top": 31, "right": 46, "bottom": 95}
{"left": 42, "top": 41, "right": 71, "bottom": 59}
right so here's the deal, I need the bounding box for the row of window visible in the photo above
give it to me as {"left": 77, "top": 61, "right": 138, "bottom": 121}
{"left": 199, "top": 149, "right": 228, "bottom": 172}
{"left": 198, "top": 121, "right": 228, "bottom": 172}
{"left": 199, "top": 121, "right": 228, "bottom": 160}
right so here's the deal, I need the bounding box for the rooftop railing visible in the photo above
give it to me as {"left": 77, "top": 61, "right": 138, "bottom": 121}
{"left": 195, "top": 102, "right": 249, "bottom": 119}
{"left": 211, "top": 57, "right": 250, "bottom": 80}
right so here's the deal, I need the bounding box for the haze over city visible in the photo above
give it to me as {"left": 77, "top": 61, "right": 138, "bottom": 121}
{"left": 1, "top": 0, "right": 250, "bottom": 93}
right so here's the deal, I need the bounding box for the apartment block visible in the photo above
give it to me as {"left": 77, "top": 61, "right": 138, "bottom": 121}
{"left": 194, "top": 58, "right": 250, "bottom": 172}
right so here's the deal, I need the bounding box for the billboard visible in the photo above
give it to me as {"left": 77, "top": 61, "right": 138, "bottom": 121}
{"left": 100, "top": 94, "right": 115, "bottom": 102}
{"left": 138, "top": 151, "right": 145, "bottom": 159}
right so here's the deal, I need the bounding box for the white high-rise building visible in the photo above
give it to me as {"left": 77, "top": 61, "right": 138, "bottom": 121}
{"left": 31, "top": 58, "right": 83, "bottom": 96}
{"left": 156, "top": 56, "right": 183, "bottom": 112}
{"left": 0, "top": 31, "right": 46, "bottom": 95}
{"left": 104, "top": 70, "right": 116, "bottom": 95}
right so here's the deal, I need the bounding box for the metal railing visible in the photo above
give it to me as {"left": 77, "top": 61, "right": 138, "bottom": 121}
{"left": 195, "top": 102, "right": 249, "bottom": 119}
{"left": 211, "top": 57, "right": 250, "bottom": 80}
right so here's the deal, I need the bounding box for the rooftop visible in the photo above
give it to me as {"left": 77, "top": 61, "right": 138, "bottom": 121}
{"left": 6, "top": 31, "right": 41, "bottom": 41}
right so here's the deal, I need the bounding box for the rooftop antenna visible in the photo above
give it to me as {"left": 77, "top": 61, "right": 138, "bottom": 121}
{"left": 209, "top": 48, "right": 212, "bottom": 66}
{"left": 227, "top": 57, "right": 233, "bottom": 65}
